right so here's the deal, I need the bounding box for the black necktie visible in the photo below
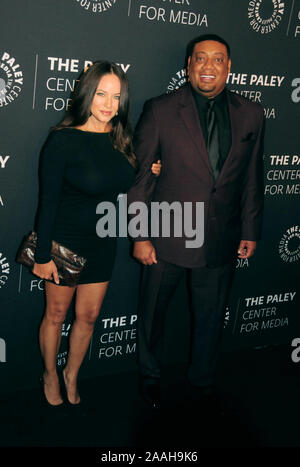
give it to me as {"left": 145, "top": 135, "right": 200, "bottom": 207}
{"left": 206, "top": 100, "right": 220, "bottom": 179}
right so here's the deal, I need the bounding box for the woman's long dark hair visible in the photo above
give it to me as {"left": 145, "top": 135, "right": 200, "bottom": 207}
{"left": 54, "top": 60, "right": 136, "bottom": 167}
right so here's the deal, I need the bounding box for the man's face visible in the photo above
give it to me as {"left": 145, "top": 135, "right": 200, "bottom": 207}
{"left": 187, "top": 40, "right": 231, "bottom": 98}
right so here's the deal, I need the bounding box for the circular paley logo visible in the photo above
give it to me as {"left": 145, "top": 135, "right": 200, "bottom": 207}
{"left": 0, "top": 251, "right": 10, "bottom": 288}
{"left": 248, "top": 0, "right": 285, "bottom": 34}
{"left": 166, "top": 68, "right": 187, "bottom": 94}
{"left": 223, "top": 306, "right": 230, "bottom": 328}
{"left": 76, "top": 0, "right": 117, "bottom": 14}
{"left": 279, "top": 226, "right": 300, "bottom": 263}
{"left": 0, "top": 52, "right": 23, "bottom": 107}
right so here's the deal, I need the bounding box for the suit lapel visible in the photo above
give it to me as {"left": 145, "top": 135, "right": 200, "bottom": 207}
{"left": 178, "top": 85, "right": 214, "bottom": 177}
{"left": 215, "top": 90, "right": 241, "bottom": 185}
{"left": 177, "top": 86, "right": 243, "bottom": 183}
{"left": 226, "top": 90, "right": 240, "bottom": 161}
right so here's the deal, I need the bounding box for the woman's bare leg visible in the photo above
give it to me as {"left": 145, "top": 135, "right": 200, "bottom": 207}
{"left": 63, "top": 282, "right": 109, "bottom": 404}
{"left": 40, "top": 282, "right": 76, "bottom": 405}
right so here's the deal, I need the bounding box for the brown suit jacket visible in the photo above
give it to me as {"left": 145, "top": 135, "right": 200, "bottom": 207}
{"left": 127, "top": 84, "right": 265, "bottom": 268}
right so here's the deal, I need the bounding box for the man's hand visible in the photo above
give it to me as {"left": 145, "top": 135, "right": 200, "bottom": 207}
{"left": 237, "top": 240, "right": 257, "bottom": 259}
{"left": 133, "top": 240, "right": 157, "bottom": 266}
{"left": 32, "top": 259, "right": 60, "bottom": 284}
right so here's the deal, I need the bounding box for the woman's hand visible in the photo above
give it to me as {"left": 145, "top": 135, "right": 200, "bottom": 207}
{"left": 32, "top": 260, "right": 59, "bottom": 285}
{"left": 151, "top": 159, "right": 162, "bottom": 176}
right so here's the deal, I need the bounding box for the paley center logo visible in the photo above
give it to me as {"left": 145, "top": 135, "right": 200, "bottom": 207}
{"left": 0, "top": 251, "right": 10, "bottom": 288}
{"left": 75, "top": 0, "right": 117, "bottom": 14}
{"left": 0, "top": 52, "right": 23, "bottom": 107}
{"left": 137, "top": 1, "right": 208, "bottom": 27}
{"left": 166, "top": 68, "right": 186, "bottom": 93}
{"left": 223, "top": 306, "right": 230, "bottom": 328}
{"left": 248, "top": 0, "right": 285, "bottom": 34}
{"left": 279, "top": 225, "right": 300, "bottom": 263}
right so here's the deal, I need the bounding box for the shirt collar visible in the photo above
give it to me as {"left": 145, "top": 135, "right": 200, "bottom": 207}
{"left": 190, "top": 84, "right": 227, "bottom": 109}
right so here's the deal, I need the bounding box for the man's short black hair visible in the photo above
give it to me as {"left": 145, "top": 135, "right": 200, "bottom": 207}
{"left": 186, "top": 34, "right": 231, "bottom": 64}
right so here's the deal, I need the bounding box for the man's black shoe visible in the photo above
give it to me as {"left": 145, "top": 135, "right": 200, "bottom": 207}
{"left": 140, "top": 380, "right": 161, "bottom": 409}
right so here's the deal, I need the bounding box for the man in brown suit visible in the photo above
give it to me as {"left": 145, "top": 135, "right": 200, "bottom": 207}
{"left": 128, "top": 34, "right": 265, "bottom": 409}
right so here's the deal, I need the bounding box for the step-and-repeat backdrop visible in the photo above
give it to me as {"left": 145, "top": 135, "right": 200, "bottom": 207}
{"left": 1, "top": 0, "right": 299, "bottom": 395}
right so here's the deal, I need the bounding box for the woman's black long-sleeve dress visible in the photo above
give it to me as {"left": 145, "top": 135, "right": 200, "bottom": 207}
{"left": 35, "top": 128, "right": 135, "bottom": 284}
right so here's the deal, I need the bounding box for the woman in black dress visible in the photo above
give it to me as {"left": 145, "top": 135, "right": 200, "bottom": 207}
{"left": 33, "top": 61, "right": 160, "bottom": 407}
